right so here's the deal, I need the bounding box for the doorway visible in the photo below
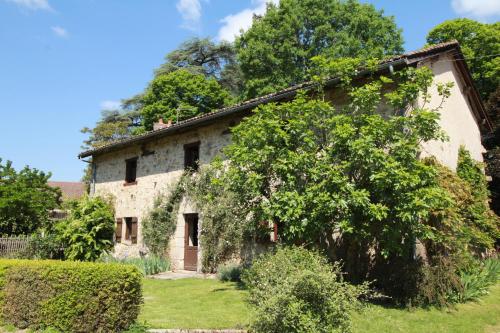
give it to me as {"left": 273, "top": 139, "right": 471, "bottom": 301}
{"left": 184, "top": 213, "right": 198, "bottom": 271}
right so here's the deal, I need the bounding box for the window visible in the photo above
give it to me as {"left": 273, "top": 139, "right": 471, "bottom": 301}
{"left": 184, "top": 142, "right": 200, "bottom": 171}
{"left": 124, "top": 217, "right": 138, "bottom": 244}
{"left": 125, "top": 157, "right": 138, "bottom": 184}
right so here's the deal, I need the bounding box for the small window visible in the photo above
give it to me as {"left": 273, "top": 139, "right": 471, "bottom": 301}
{"left": 184, "top": 142, "right": 200, "bottom": 171}
{"left": 125, "top": 158, "right": 138, "bottom": 184}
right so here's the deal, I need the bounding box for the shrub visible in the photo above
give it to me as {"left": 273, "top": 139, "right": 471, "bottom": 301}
{"left": 457, "top": 258, "right": 500, "bottom": 302}
{"left": 0, "top": 259, "right": 142, "bottom": 332}
{"left": 99, "top": 254, "right": 170, "bottom": 276}
{"left": 56, "top": 196, "right": 115, "bottom": 261}
{"left": 370, "top": 254, "right": 463, "bottom": 307}
{"left": 217, "top": 263, "right": 242, "bottom": 282}
{"left": 23, "top": 234, "right": 64, "bottom": 260}
{"left": 242, "top": 247, "right": 368, "bottom": 333}
{"left": 410, "top": 256, "right": 463, "bottom": 307}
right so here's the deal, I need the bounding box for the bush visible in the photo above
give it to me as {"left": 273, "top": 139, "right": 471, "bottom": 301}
{"left": 99, "top": 254, "right": 170, "bottom": 276}
{"left": 242, "top": 247, "right": 368, "bottom": 333}
{"left": 24, "top": 234, "right": 64, "bottom": 260}
{"left": 0, "top": 259, "right": 142, "bottom": 332}
{"left": 217, "top": 263, "right": 242, "bottom": 282}
{"left": 410, "top": 256, "right": 463, "bottom": 307}
{"left": 56, "top": 196, "right": 115, "bottom": 261}
{"left": 457, "top": 258, "right": 500, "bottom": 302}
{"left": 370, "top": 254, "right": 463, "bottom": 308}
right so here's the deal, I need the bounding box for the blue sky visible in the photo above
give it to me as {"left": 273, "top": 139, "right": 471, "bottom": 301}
{"left": 1, "top": 0, "right": 499, "bottom": 181}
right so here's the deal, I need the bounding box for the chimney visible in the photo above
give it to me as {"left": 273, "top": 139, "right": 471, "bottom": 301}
{"left": 153, "top": 118, "right": 169, "bottom": 131}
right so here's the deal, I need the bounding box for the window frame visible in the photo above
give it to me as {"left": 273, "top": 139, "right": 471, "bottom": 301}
{"left": 124, "top": 157, "right": 138, "bottom": 185}
{"left": 124, "top": 217, "right": 133, "bottom": 241}
{"left": 184, "top": 141, "right": 200, "bottom": 171}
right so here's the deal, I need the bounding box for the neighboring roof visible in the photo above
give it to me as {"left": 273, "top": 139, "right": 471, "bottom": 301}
{"left": 79, "top": 41, "right": 491, "bottom": 159}
{"left": 48, "top": 181, "right": 86, "bottom": 200}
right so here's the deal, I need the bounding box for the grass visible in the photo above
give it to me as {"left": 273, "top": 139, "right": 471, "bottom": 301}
{"left": 140, "top": 278, "right": 500, "bottom": 332}
{"left": 352, "top": 283, "right": 500, "bottom": 333}
{"left": 139, "top": 278, "right": 251, "bottom": 329}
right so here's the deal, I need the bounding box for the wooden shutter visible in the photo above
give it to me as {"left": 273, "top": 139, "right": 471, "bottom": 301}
{"left": 131, "top": 217, "right": 138, "bottom": 244}
{"left": 115, "top": 218, "right": 123, "bottom": 243}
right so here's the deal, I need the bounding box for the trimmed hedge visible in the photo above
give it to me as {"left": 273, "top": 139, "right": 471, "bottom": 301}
{"left": 0, "top": 259, "right": 142, "bottom": 333}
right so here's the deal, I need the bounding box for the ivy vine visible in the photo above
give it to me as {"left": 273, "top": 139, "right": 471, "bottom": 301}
{"left": 142, "top": 173, "right": 189, "bottom": 256}
{"left": 142, "top": 166, "right": 247, "bottom": 272}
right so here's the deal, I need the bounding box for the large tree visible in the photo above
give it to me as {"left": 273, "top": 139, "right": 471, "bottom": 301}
{"left": 426, "top": 19, "right": 500, "bottom": 101}
{"left": 221, "top": 65, "right": 451, "bottom": 257}
{"left": 140, "top": 69, "right": 231, "bottom": 131}
{"left": 236, "top": 0, "right": 404, "bottom": 98}
{"left": 155, "top": 37, "right": 243, "bottom": 96}
{"left": 81, "top": 109, "right": 141, "bottom": 150}
{"left": 0, "top": 159, "right": 61, "bottom": 235}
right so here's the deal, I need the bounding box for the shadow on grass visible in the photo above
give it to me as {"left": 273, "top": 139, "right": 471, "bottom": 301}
{"left": 211, "top": 280, "right": 247, "bottom": 292}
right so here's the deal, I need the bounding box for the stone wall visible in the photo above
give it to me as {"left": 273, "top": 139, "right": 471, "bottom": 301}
{"left": 93, "top": 116, "right": 238, "bottom": 270}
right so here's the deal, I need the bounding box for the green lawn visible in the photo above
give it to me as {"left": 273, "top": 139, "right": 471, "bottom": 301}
{"left": 352, "top": 283, "right": 500, "bottom": 333}
{"left": 141, "top": 278, "right": 500, "bottom": 332}
{"left": 139, "top": 278, "right": 251, "bottom": 329}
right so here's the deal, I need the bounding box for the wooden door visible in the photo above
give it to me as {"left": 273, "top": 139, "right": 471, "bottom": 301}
{"left": 184, "top": 213, "right": 198, "bottom": 271}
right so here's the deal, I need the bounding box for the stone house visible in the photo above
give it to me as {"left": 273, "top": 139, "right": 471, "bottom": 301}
{"left": 78, "top": 41, "right": 492, "bottom": 272}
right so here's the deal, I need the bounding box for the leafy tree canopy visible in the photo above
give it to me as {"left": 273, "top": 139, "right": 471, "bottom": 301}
{"left": 236, "top": 0, "right": 404, "bottom": 98}
{"left": 219, "top": 61, "right": 454, "bottom": 258}
{"left": 155, "top": 37, "right": 243, "bottom": 96}
{"left": 140, "top": 69, "right": 232, "bottom": 131}
{"left": 0, "top": 159, "right": 61, "bottom": 235}
{"left": 426, "top": 18, "right": 500, "bottom": 100}
{"left": 81, "top": 109, "right": 141, "bottom": 150}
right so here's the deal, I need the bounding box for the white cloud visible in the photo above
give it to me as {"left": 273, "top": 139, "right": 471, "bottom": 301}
{"left": 51, "top": 26, "right": 68, "bottom": 38}
{"left": 176, "top": 0, "right": 202, "bottom": 31}
{"left": 5, "top": 0, "right": 52, "bottom": 11}
{"left": 451, "top": 0, "right": 500, "bottom": 19}
{"left": 100, "top": 100, "right": 121, "bottom": 110}
{"left": 217, "top": 0, "right": 279, "bottom": 42}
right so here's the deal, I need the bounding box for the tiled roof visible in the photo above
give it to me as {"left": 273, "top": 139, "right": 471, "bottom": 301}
{"left": 48, "top": 181, "right": 86, "bottom": 200}
{"left": 79, "top": 40, "right": 487, "bottom": 158}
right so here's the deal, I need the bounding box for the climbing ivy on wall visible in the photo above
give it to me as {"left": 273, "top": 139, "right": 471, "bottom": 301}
{"left": 142, "top": 174, "right": 189, "bottom": 256}
{"left": 456, "top": 147, "right": 500, "bottom": 249}
{"left": 142, "top": 166, "right": 247, "bottom": 272}
{"left": 184, "top": 160, "right": 248, "bottom": 273}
